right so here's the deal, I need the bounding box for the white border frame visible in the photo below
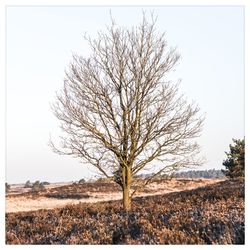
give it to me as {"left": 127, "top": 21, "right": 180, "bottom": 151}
{"left": 0, "top": 0, "right": 248, "bottom": 248}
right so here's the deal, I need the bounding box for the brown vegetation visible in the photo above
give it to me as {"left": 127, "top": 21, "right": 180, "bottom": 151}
{"left": 6, "top": 179, "right": 244, "bottom": 244}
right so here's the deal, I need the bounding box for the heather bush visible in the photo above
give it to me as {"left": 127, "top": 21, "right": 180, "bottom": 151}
{"left": 6, "top": 179, "right": 244, "bottom": 245}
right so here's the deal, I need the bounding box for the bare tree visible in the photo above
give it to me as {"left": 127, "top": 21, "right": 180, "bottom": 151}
{"left": 50, "top": 14, "right": 204, "bottom": 211}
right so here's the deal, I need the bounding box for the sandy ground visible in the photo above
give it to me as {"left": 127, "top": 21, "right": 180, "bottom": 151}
{"left": 5, "top": 179, "right": 222, "bottom": 213}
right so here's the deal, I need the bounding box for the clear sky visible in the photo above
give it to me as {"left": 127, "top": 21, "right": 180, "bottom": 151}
{"left": 6, "top": 6, "right": 244, "bottom": 184}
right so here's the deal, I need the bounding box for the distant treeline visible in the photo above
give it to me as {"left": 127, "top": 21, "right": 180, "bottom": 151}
{"left": 172, "top": 169, "right": 225, "bottom": 179}
{"left": 135, "top": 169, "right": 225, "bottom": 180}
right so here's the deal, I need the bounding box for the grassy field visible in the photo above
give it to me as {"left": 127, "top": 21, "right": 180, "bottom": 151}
{"left": 5, "top": 178, "right": 244, "bottom": 244}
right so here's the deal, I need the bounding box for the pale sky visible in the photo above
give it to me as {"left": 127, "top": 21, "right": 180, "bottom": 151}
{"left": 6, "top": 6, "right": 244, "bottom": 184}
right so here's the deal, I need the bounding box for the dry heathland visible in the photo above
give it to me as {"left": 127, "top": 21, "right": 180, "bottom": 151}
{"left": 6, "top": 178, "right": 220, "bottom": 213}
{"left": 6, "top": 178, "right": 244, "bottom": 244}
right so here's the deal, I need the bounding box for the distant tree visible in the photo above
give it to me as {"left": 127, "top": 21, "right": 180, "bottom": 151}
{"left": 5, "top": 182, "right": 10, "bottom": 193}
{"left": 78, "top": 178, "right": 86, "bottom": 184}
{"left": 32, "top": 181, "right": 46, "bottom": 192}
{"left": 222, "top": 138, "right": 245, "bottom": 178}
{"left": 50, "top": 14, "right": 204, "bottom": 211}
{"left": 24, "top": 180, "right": 32, "bottom": 188}
{"left": 96, "top": 177, "right": 107, "bottom": 183}
{"left": 173, "top": 169, "right": 225, "bottom": 179}
{"left": 41, "top": 181, "right": 50, "bottom": 185}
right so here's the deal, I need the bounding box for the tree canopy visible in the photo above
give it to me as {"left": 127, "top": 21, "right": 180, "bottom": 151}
{"left": 222, "top": 138, "right": 245, "bottom": 178}
{"left": 50, "top": 14, "right": 204, "bottom": 210}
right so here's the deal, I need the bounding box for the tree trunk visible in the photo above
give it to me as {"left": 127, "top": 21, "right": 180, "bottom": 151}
{"left": 122, "top": 166, "right": 132, "bottom": 211}
{"left": 123, "top": 185, "right": 131, "bottom": 211}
